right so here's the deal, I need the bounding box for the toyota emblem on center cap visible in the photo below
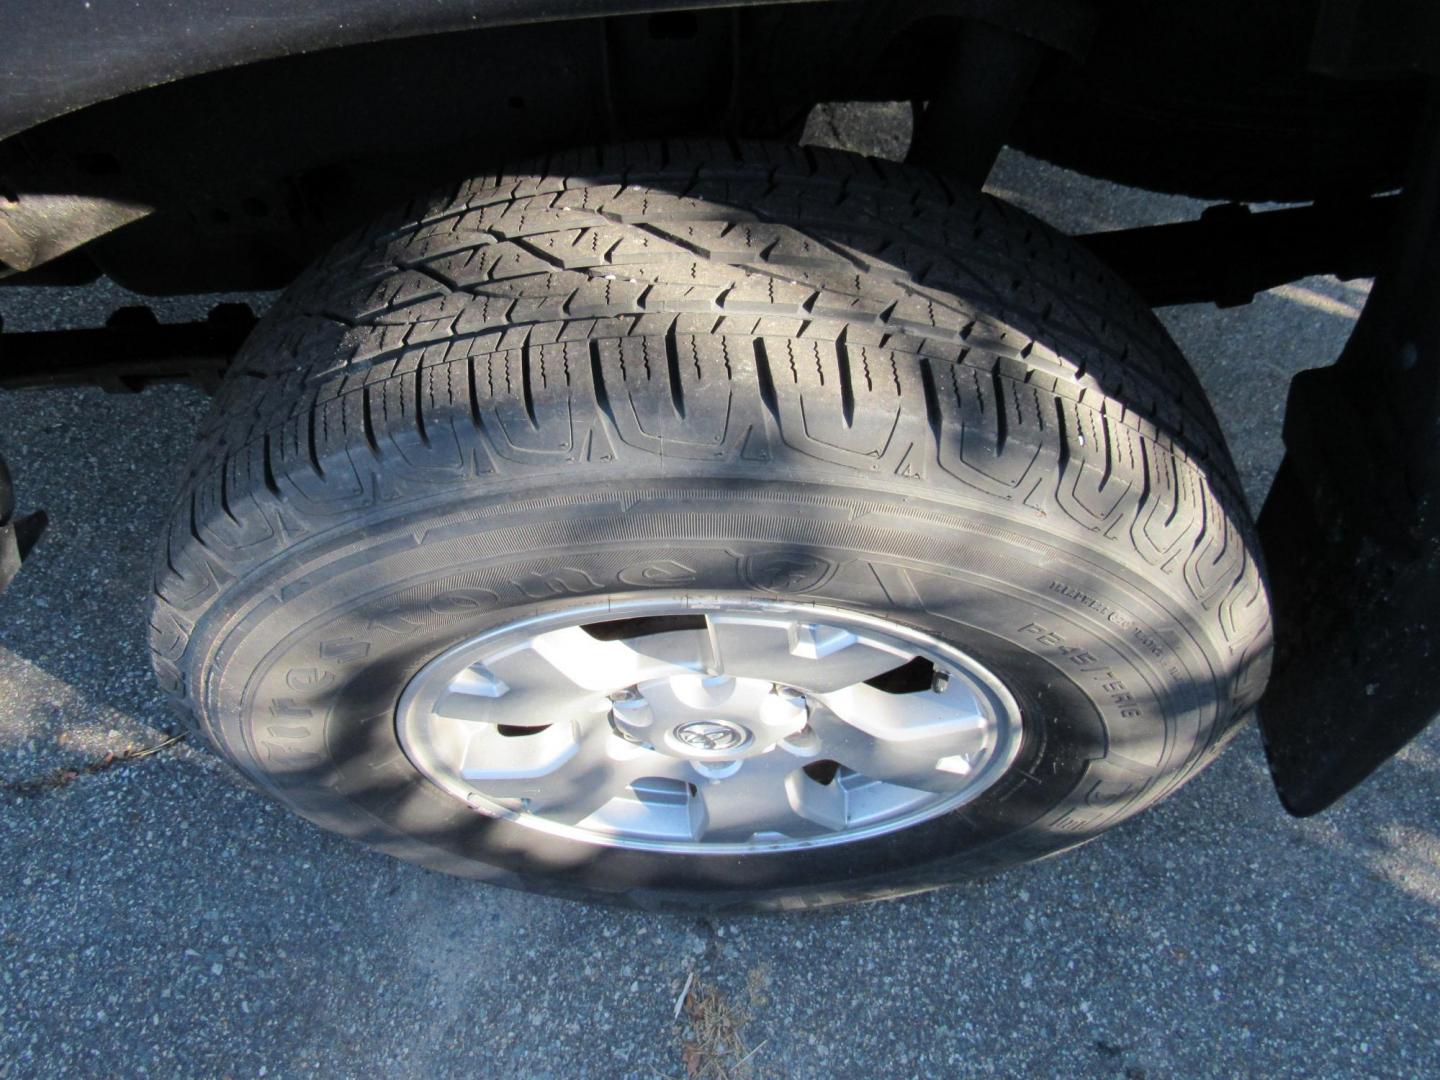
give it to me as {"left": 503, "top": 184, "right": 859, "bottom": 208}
{"left": 672, "top": 719, "right": 748, "bottom": 752}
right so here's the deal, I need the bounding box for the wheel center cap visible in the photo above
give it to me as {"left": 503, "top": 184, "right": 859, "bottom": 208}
{"left": 667, "top": 718, "right": 752, "bottom": 757}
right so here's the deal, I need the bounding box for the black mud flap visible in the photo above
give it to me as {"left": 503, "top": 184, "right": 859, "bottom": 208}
{"left": 1256, "top": 85, "right": 1440, "bottom": 815}
{"left": 0, "top": 451, "right": 45, "bottom": 592}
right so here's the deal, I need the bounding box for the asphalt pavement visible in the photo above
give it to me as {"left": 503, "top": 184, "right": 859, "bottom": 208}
{"left": 0, "top": 108, "right": 1436, "bottom": 1078}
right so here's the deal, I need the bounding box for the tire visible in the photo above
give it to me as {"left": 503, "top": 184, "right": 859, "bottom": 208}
{"left": 151, "top": 141, "right": 1271, "bottom": 911}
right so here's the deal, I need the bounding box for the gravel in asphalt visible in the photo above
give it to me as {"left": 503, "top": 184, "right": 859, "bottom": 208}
{"left": 0, "top": 109, "right": 1435, "bottom": 1078}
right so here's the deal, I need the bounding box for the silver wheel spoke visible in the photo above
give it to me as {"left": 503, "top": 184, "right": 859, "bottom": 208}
{"left": 434, "top": 676, "right": 588, "bottom": 729}
{"left": 812, "top": 678, "right": 992, "bottom": 743}
{"left": 435, "top": 625, "right": 708, "bottom": 728}
{"left": 592, "top": 616, "right": 908, "bottom": 691}
{"left": 542, "top": 745, "right": 690, "bottom": 830}
{"left": 465, "top": 723, "right": 683, "bottom": 827}
{"left": 808, "top": 681, "right": 993, "bottom": 791}
{"left": 506, "top": 625, "right": 703, "bottom": 692}
{"left": 692, "top": 751, "right": 829, "bottom": 842}
{"left": 459, "top": 720, "right": 581, "bottom": 783}
{"left": 805, "top": 706, "right": 978, "bottom": 792}
{"left": 701, "top": 616, "right": 913, "bottom": 692}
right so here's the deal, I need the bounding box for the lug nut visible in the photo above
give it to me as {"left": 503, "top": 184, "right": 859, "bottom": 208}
{"left": 779, "top": 726, "right": 821, "bottom": 758}
{"left": 760, "top": 684, "right": 809, "bottom": 729}
{"left": 774, "top": 685, "right": 807, "bottom": 706}
{"left": 609, "top": 688, "right": 653, "bottom": 728}
{"left": 691, "top": 759, "right": 742, "bottom": 781}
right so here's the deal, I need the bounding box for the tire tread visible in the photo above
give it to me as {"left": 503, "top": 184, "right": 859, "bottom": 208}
{"left": 151, "top": 140, "right": 1270, "bottom": 823}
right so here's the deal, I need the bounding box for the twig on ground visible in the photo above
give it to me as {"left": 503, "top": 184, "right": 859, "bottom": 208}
{"left": 3, "top": 731, "right": 187, "bottom": 796}
{"left": 732, "top": 1040, "right": 767, "bottom": 1070}
{"left": 674, "top": 971, "right": 695, "bottom": 1021}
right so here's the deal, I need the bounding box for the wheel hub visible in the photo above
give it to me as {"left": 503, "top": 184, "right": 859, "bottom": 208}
{"left": 395, "top": 597, "right": 1023, "bottom": 855}
{"left": 613, "top": 673, "right": 807, "bottom": 762}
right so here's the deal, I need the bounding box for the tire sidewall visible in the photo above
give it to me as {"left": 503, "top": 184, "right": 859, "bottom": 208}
{"left": 195, "top": 479, "right": 1223, "bottom": 906}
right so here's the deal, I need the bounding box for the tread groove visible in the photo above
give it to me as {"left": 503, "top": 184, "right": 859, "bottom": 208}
{"left": 836, "top": 339, "right": 856, "bottom": 429}
{"left": 663, "top": 327, "right": 687, "bottom": 420}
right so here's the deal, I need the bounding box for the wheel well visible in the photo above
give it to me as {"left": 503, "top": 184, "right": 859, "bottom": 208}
{"left": 0, "top": 0, "right": 1417, "bottom": 295}
{"left": 2, "top": 5, "right": 915, "bottom": 294}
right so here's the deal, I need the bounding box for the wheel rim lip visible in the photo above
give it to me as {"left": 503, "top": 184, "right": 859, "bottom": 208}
{"left": 395, "top": 594, "right": 1025, "bottom": 856}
